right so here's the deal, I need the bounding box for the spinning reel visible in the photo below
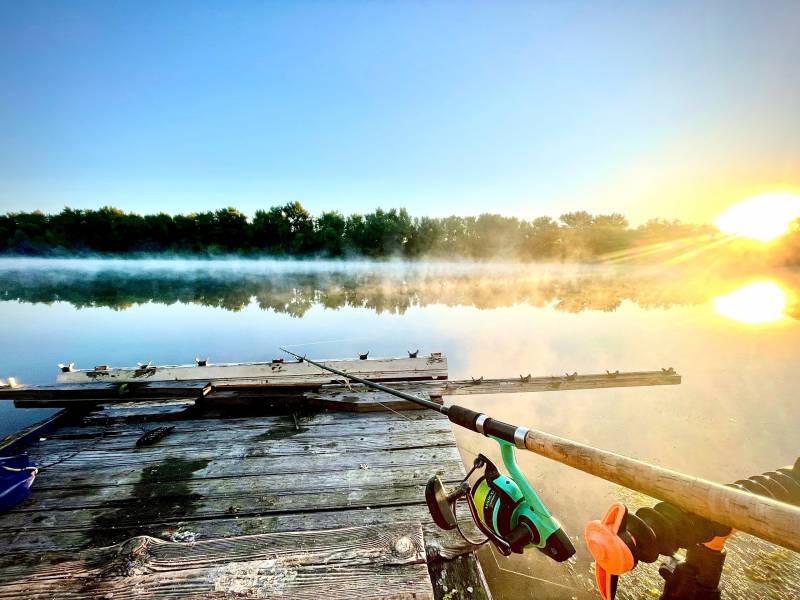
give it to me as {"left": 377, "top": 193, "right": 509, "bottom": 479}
{"left": 584, "top": 458, "right": 800, "bottom": 600}
{"left": 425, "top": 439, "right": 575, "bottom": 561}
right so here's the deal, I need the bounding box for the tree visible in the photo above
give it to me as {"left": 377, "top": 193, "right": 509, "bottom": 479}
{"left": 526, "top": 216, "right": 561, "bottom": 259}
{"left": 213, "top": 208, "right": 249, "bottom": 251}
{"left": 588, "top": 213, "right": 630, "bottom": 256}
{"left": 252, "top": 202, "right": 314, "bottom": 255}
{"left": 406, "top": 216, "right": 444, "bottom": 257}
{"left": 315, "top": 211, "right": 346, "bottom": 256}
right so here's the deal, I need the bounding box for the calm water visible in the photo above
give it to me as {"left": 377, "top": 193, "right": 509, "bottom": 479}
{"left": 0, "top": 258, "right": 798, "bottom": 599}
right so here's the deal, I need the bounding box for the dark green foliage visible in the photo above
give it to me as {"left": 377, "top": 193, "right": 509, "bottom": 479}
{"left": 0, "top": 203, "right": 719, "bottom": 260}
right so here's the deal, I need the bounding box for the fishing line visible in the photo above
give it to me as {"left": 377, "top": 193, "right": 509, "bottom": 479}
{"left": 487, "top": 544, "right": 580, "bottom": 592}
{"left": 281, "top": 337, "right": 370, "bottom": 349}
{"left": 302, "top": 356, "right": 418, "bottom": 422}
{"left": 36, "top": 427, "right": 109, "bottom": 471}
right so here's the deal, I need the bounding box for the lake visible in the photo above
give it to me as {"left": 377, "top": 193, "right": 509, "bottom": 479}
{"left": 0, "top": 257, "right": 798, "bottom": 599}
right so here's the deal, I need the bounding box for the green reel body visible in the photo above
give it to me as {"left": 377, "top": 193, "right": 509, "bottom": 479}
{"left": 426, "top": 438, "right": 575, "bottom": 561}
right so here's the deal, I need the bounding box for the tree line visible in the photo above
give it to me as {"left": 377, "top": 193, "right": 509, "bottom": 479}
{"left": 0, "top": 202, "right": 780, "bottom": 261}
{"left": 0, "top": 268, "right": 715, "bottom": 315}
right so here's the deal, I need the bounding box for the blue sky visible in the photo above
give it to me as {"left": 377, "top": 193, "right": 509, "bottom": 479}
{"left": 1, "top": 1, "right": 798, "bottom": 224}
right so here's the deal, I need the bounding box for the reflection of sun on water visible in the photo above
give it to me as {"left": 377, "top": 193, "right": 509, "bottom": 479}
{"left": 713, "top": 281, "right": 788, "bottom": 324}
{"left": 715, "top": 192, "right": 800, "bottom": 242}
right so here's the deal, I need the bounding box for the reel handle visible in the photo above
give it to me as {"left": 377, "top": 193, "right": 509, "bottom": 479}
{"left": 425, "top": 476, "right": 469, "bottom": 531}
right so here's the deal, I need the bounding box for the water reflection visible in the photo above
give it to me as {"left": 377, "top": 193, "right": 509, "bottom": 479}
{"left": 0, "top": 258, "right": 797, "bottom": 599}
{"left": 0, "top": 258, "right": 797, "bottom": 320}
{"left": 713, "top": 281, "right": 790, "bottom": 325}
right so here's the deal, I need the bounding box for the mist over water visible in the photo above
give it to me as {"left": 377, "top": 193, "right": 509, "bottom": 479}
{"left": 0, "top": 257, "right": 797, "bottom": 599}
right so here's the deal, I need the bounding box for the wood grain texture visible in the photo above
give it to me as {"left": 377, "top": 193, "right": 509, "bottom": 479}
{"left": 0, "top": 408, "right": 78, "bottom": 454}
{"left": 429, "top": 553, "right": 492, "bottom": 600}
{"left": 0, "top": 396, "right": 489, "bottom": 598}
{"left": 36, "top": 414, "right": 452, "bottom": 455}
{"left": 437, "top": 371, "right": 680, "bottom": 394}
{"left": 0, "top": 523, "right": 434, "bottom": 599}
{"left": 0, "top": 500, "right": 479, "bottom": 559}
{"left": 0, "top": 380, "right": 212, "bottom": 401}
{"left": 315, "top": 370, "right": 681, "bottom": 398}
{"left": 49, "top": 409, "right": 444, "bottom": 440}
{"left": 304, "top": 389, "right": 440, "bottom": 412}
{"left": 56, "top": 355, "right": 448, "bottom": 386}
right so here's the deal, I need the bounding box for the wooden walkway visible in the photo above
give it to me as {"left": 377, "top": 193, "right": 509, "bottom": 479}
{"left": 0, "top": 399, "right": 488, "bottom": 598}
{"left": 0, "top": 355, "right": 682, "bottom": 599}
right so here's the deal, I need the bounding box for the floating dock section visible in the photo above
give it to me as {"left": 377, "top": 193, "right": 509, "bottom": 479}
{"left": 0, "top": 355, "right": 681, "bottom": 599}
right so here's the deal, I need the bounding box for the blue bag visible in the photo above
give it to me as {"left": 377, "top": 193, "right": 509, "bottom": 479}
{"left": 0, "top": 454, "right": 37, "bottom": 513}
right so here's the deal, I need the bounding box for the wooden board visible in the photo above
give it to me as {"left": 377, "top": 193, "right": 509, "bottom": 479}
{"left": 338, "top": 369, "right": 681, "bottom": 397}
{"left": 304, "top": 388, "right": 440, "bottom": 412}
{"left": 0, "top": 409, "right": 79, "bottom": 454}
{"left": 0, "top": 380, "right": 212, "bottom": 401}
{"left": 0, "top": 523, "right": 434, "bottom": 599}
{"left": 434, "top": 370, "right": 681, "bottom": 395}
{"left": 0, "top": 402, "right": 490, "bottom": 600}
{"left": 55, "top": 354, "right": 449, "bottom": 385}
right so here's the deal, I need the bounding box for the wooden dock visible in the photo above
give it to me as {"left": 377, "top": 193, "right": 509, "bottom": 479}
{"left": 0, "top": 355, "right": 681, "bottom": 599}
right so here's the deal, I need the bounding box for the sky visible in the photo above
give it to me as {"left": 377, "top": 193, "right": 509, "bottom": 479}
{"left": 1, "top": 0, "right": 799, "bottom": 224}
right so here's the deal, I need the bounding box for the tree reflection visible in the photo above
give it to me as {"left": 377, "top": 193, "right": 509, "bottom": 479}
{"left": 2, "top": 263, "right": 797, "bottom": 319}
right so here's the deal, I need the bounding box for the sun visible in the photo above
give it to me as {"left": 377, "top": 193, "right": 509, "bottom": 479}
{"left": 715, "top": 192, "right": 800, "bottom": 242}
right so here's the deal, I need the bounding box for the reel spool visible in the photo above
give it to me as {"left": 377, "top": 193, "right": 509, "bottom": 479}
{"left": 425, "top": 449, "right": 575, "bottom": 561}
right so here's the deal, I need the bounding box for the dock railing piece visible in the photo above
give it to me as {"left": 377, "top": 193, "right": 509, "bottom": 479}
{"left": 54, "top": 355, "right": 449, "bottom": 385}
{"left": 384, "top": 370, "right": 681, "bottom": 396}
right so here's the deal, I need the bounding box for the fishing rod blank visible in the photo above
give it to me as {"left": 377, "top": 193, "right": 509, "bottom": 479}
{"left": 280, "top": 348, "right": 533, "bottom": 446}
{"left": 280, "top": 347, "right": 576, "bottom": 561}
{"left": 279, "top": 348, "right": 800, "bottom": 554}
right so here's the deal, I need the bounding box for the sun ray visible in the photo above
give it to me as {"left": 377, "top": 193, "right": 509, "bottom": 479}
{"left": 664, "top": 235, "right": 735, "bottom": 265}
{"left": 600, "top": 235, "right": 709, "bottom": 264}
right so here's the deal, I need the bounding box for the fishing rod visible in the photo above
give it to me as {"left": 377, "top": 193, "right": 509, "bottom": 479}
{"left": 281, "top": 349, "right": 800, "bottom": 599}
{"left": 279, "top": 349, "right": 800, "bottom": 555}
{"left": 279, "top": 347, "right": 576, "bottom": 562}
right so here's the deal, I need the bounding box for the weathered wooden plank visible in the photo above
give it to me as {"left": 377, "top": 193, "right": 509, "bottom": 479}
{"left": 34, "top": 432, "right": 456, "bottom": 467}
{"left": 12, "top": 397, "right": 198, "bottom": 410}
{"left": 0, "top": 409, "right": 81, "bottom": 454}
{"left": 436, "top": 370, "right": 680, "bottom": 395}
{"left": 26, "top": 446, "right": 463, "bottom": 490}
{"left": 13, "top": 399, "right": 100, "bottom": 409}
{"left": 0, "top": 523, "right": 433, "bottom": 599}
{"left": 14, "top": 463, "right": 463, "bottom": 513}
{"left": 0, "top": 380, "right": 212, "bottom": 401}
{"left": 50, "top": 408, "right": 445, "bottom": 440}
{"left": 82, "top": 399, "right": 199, "bottom": 420}
{"left": 0, "top": 480, "right": 453, "bottom": 535}
{"left": 56, "top": 355, "right": 448, "bottom": 385}
{"left": 37, "top": 415, "right": 452, "bottom": 454}
{"left": 319, "top": 369, "right": 681, "bottom": 398}
{"left": 0, "top": 503, "right": 478, "bottom": 558}
{"left": 304, "top": 389, "right": 439, "bottom": 412}
{"left": 429, "top": 553, "right": 492, "bottom": 600}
